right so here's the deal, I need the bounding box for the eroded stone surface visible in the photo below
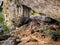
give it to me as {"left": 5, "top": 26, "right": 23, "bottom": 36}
{"left": 3, "top": 0, "right": 60, "bottom": 29}
{"left": 21, "top": 0, "right": 60, "bottom": 21}
{"left": 10, "top": 19, "right": 60, "bottom": 45}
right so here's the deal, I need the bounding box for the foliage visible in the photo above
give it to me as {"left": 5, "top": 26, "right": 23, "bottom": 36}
{"left": 3, "top": 22, "right": 9, "bottom": 33}
{"left": 0, "top": 6, "right": 3, "bottom": 11}
{"left": 32, "top": 12, "right": 39, "bottom": 17}
{"left": 43, "top": 27, "right": 60, "bottom": 41}
{"left": 0, "top": 13, "right": 4, "bottom": 23}
{"left": 0, "top": 13, "right": 9, "bottom": 33}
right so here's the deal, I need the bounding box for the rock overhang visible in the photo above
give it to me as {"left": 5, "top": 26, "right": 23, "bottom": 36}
{"left": 20, "top": 0, "right": 60, "bottom": 21}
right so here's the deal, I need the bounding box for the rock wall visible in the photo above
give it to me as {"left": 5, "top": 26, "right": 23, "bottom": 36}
{"left": 3, "top": 0, "right": 32, "bottom": 28}
{"left": 21, "top": 0, "right": 60, "bottom": 21}
{"left": 3, "top": 0, "right": 60, "bottom": 29}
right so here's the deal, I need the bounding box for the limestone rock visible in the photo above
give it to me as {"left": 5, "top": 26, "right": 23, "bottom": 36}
{"left": 0, "top": 37, "right": 16, "bottom": 45}
{"left": 3, "top": 0, "right": 60, "bottom": 20}
{"left": 3, "top": 0, "right": 32, "bottom": 28}
{"left": 3, "top": 0, "right": 60, "bottom": 28}
{"left": 21, "top": 0, "right": 60, "bottom": 21}
{"left": 10, "top": 20, "right": 60, "bottom": 45}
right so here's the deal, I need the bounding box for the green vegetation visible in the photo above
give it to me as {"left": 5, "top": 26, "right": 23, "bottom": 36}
{"left": 32, "top": 12, "right": 40, "bottom": 17}
{"left": 0, "top": 13, "right": 4, "bottom": 23}
{"left": 3, "top": 23, "right": 9, "bottom": 33}
{"left": 43, "top": 27, "right": 60, "bottom": 41}
{"left": 0, "top": 12, "right": 9, "bottom": 33}
{"left": 0, "top": 13, "right": 9, "bottom": 41}
{"left": 0, "top": 5, "right": 9, "bottom": 33}
{"left": 0, "top": 6, "right": 3, "bottom": 12}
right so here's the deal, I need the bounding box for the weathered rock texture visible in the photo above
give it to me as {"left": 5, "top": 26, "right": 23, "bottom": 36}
{"left": 10, "top": 19, "right": 60, "bottom": 45}
{"left": 2, "top": 0, "right": 60, "bottom": 45}
{"left": 3, "top": 0, "right": 60, "bottom": 28}
{"left": 21, "top": 0, "right": 60, "bottom": 20}
{"left": 3, "top": 0, "right": 32, "bottom": 28}
{"left": 0, "top": 17, "right": 60, "bottom": 45}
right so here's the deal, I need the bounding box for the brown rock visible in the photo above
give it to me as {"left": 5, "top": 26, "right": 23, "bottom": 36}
{"left": 3, "top": 0, "right": 60, "bottom": 28}
{"left": 10, "top": 20, "right": 60, "bottom": 45}
{"left": 21, "top": 0, "right": 60, "bottom": 21}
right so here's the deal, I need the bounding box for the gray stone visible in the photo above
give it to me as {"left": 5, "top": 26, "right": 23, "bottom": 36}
{"left": 3, "top": 0, "right": 60, "bottom": 28}
{"left": 0, "top": 23, "right": 3, "bottom": 34}
{"left": 0, "top": 37, "right": 16, "bottom": 45}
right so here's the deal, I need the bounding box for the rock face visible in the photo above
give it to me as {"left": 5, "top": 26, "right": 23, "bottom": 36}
{"left": 0, "top": 17, "right": 60, "bottom": 45}
{"left": 21, "top": 0, "right": 60, "bottom": 20}
{"left": 0, "top": 37, "right": 16, "bottom": 45}
{"left": 3, "top": 0, "right": 60, "bottom": 28}
{"left": 10, "top": 19, "right": 60, "bottom": 45}
{"left": 2, "top": 0, "right": 60, "bottom": 45}
{"left": 3, "top": 0, "right": 32, "bottom": 28}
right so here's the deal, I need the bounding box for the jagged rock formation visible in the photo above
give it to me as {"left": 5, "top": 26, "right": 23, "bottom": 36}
{"left": 0, "top": 18, "right": 60, "bottom": 45}
{"left": 3, "top": 0, "right": 60, "bottom": 28}
{"left": 10, "top": 19, "right": 60, "bottom": 45}
{"left": 3, "top": 0, "right": 32, "bottom": 28}
{"left": 2, "top": 0, "right": 60, "bottom": 45}
{"left": 21, "top": 0, "right": 60, "bottom": 21}
{"left": 0, "top": 37, "right": 17, "bottom": 45}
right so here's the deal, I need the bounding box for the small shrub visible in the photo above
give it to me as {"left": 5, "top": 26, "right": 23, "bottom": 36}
{"left": 0, "top": 6, "right": 3, "bottom": 11}
{"left": 43, "top": 27, "right": 60, "bottom": 41}
{"left": 0, "top": 13, "right": 4, "bottom": 23}
{"left": 3, "top": 23, "right": 9, "bottom": 33}
{"left": 0, "top": 13, "right": 9, "bottom": 33}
